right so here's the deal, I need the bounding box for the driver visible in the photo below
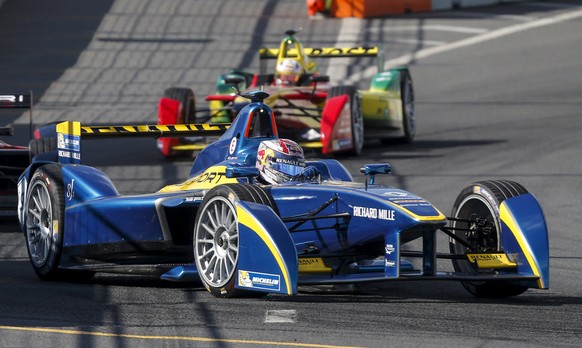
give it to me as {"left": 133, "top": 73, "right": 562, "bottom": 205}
{"left": 256, "top": 139, "right": 319, "bottom": 184}
{"left": 275, "top": 58, "right": 304, "bottom": 86}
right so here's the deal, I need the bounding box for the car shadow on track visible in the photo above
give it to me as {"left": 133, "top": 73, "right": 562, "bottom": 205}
{"left": 266, "top": 281, "right": 570, "bottom": 306}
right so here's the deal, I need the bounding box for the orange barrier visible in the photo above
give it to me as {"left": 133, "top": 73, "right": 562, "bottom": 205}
{"left": 306, "top": 0, "right": 326, "bottom": 16}
{"left": 329, "top": 0, "right": 431, "bottom": 18}
{"left": 307, "top": 1, "right": 529, "bottom": 18}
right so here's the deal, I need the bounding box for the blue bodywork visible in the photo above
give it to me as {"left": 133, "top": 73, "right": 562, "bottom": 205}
{"left": 17, "top": 91, "right": 550, "bottom": 296}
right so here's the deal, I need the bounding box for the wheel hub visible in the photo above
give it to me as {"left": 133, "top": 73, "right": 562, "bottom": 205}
{"left": 214, "top": 227, "right": 230, "bottom": 257}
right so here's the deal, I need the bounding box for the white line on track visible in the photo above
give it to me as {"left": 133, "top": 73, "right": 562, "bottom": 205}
{"left": 264, "top": 309, "right": 297, "bottom": 323}
{"left": 386, "top": 38, "right": 446, "bottom": 46}
{"left": 367, "top": 24, "right": 488, "bottom": 34}
{"left": 336, "top": 6, "right": 582, "bottom": 84}
{"left": 451, "top": 10, "right": 536, "bottom": 22}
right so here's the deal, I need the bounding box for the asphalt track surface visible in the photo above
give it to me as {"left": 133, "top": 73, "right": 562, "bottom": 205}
{"left": 1, "top": 1, "right": 582, "bottom": 347}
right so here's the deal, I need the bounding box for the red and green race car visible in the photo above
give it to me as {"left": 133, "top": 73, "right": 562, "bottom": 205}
{"left": 157, "top": 30, "right": 415, "bottom": 158}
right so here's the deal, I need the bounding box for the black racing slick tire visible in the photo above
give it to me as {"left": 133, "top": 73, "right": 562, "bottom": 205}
{"left": 399, "top": 70, "right": 415, "bottom": 143}
{"left": 449, "top": 180, "right": 529, "bottom": 298}
{"left": 24, "top": 165, "right": 95, "bottom": 282}
{"left": 328, "top": 86, "right": 364, "bottom": 156}
{"left": 163, "top": 87, "right": 195, "bottom": 124}
{"left": 193, "top": 184, "right": 278, "bottom": 298}
{"left": 28, "top": 137, "right": 57, "bottom": 162}
{"left": 25, "top": 165, "right": 65, "bottom": 280}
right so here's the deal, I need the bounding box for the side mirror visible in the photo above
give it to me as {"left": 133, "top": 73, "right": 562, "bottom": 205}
{"left": 360, "top": 163, "right": 391, "bottom": 189}
{"left": 223, "top": 75, "right": 245, "bottom": 86}
{"left": 311, "top": 75, "right": 330, "bottom": 84}
{"left": 226, "top": 166, "right": 260, "bottom": 183}
{"left": 360, "top": 164, "right": 391, "bottom": 175}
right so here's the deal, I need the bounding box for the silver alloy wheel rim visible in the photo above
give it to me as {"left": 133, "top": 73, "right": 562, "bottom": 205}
{"left": 195, "top": 196, "right": 239, "bottom": 288}
{"left": 26, "top": 180, "right": 53, "bottom": 267}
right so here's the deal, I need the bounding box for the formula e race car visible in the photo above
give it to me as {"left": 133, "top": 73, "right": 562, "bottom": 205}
{"left": 0, "top": 93, "right": 33, "bottom": 221}
{"left": 157, "top": 29, "right": 415, "bottom": 158}
{"left": 17, "top": 90, "right": 548, "bottom": 298}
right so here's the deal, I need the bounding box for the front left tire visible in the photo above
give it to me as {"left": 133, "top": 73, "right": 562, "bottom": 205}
{"left": 193, "top": 184, "right": 277, "bottom": 298}
{"left": 25, "top": 165, "right": 94, "bottom": 281}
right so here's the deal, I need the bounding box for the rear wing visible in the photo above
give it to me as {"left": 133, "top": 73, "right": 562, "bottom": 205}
{"left": 56, "top": 121, "right": 230, "bottom": 164}
{"left": 0, "top": 93, "right": 33, "bottom": 137}
{"left": 258, "top": 46, "right": 384, "bottom": 73}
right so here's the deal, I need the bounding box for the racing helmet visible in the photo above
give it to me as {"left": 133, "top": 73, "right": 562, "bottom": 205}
{"left": 276, "top": 58, "right": 304, "bottom": 85}
{"left": 256, "top": 139, "right": 305, "bottom": 184}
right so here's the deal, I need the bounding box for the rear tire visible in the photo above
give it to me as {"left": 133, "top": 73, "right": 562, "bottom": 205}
{"left": 159, "top": 88, "right": 196, "bottom": 158}
{"left": 24, "top": 165, "right": 94, "bottom": 281}
{"left": 449, "top": 180, "right": 529, "bottom": 298}
{"left": 28, "top": 138, "right": 57, "bottom": 161}
{"left": 193, "top": 184, "right": 277, "bottom": 298}
{"left": 399, "top": 70, "right": 415, "bottom": 143}
{"left": 163, "top": 87, "right": 195, "bottom": 123}
{"left": 328, "top": 86, "right": 364, "bottom": 156}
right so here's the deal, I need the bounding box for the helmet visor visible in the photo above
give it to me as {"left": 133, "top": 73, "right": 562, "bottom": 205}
{"left": 271, "top": 162, "right": 304, "bottom": 177}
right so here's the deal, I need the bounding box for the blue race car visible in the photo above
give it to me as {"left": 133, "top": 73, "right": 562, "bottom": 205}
{"left": 17, "top": 91, "right": 549, "bottom": 298}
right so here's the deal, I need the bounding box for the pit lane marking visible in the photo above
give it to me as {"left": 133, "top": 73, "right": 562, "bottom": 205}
{"left": 265, "top": 309, "right": 297, "bottom": 323}
{"left": 367, "top": 24, "right": 488, "bottom": 34}
{"left": 0, "top": 325, "right": 360, "bottom": 348}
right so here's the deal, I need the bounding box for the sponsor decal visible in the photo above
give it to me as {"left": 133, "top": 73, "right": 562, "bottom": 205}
{"left": 229, "top": 137, "right": 237, "bottom": 154}
{"left": 57, "top": 133, "right": 81, "bottom": 152}
{"left": 391, "top": 199, "right": 432, "bottom": 208}
{"left": 474, "top": 186, "right": 496, "bottom": 208}
{"left": 185, "top": 196, "right": 203, "bottom": 202}
{"left": 298, "top": 258, "right": 331, "bottom": 273}
{"left": 466, "top": 253, "right": 517, "bottom": 269}
{"left": 238, "top": 270, "right": 280, "bottom": 291}
{"left": 0, "top": 94, "right": 25, "bottom": 104}
{"left": 383, "top": 191, "right": 409, "bottom": 197}
{"left": 66, "top": 179, "right": 75, "bottom": 201}
{"left": 57, "top": 133, "right": 81, "bottom": 161}
{"left": 193, "top": 171, "right": 226, "bottom": 184}
{"left": 385, "top": 244, "right": 395, "bottom": 255}
{"left": 57, "top": 150, "right": 81, "bottom": 161}
{"left": 307, "top": 46, "right": 378, "bottom": 56}
{"left": 353, "top": 206, "right": 395, "bottom": 221}
{"left": 274, "top": 157, "right": 302, "bottom": 166}
{"left": 385, "top": 260, "right": 396, "bottom": 267}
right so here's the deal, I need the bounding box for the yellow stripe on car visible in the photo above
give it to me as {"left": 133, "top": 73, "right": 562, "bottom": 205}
{"left": 499, "top": 202, "right": 545, "bottom": 288}
{"left": 236, "top": 204, "right": 292, "bottom": 295}
{"left": 158, "top": 166, "right": 238, "bottom": 192}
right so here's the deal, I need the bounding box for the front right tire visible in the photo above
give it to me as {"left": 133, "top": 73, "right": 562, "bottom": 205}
{"left": 449, "top": 180, "right": 529, "bottom": 298}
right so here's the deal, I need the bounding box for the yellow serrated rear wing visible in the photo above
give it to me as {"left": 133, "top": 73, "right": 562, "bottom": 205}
{"left": 55, "top": 121, "right": 230, "bottom": 164}
{"left": 259, "top": 46, "right": 384, "bottom": 73}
